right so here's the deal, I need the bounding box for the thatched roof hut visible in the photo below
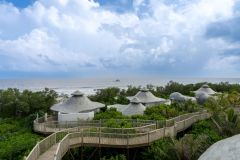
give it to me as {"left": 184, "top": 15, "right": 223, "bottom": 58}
{"left": 51, "top": 90, "right": 105, "bottom": 114}
{"left": 108, "top": 97, "right": 146, "bottom": 116}
{"left": 127, "top": 88, "right": 167, "bottom": 106}
{"left": 194, "top": 84, "right": 216, "bottom": 95}
{"left": 169, "top": 92, "right": 196, "bottom": 102}
{"left": 122, "top": 97, "right": 146, "bottom": 116}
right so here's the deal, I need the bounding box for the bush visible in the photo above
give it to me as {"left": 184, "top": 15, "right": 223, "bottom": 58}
{"left": 142, "top": 137, "right": 178, "bottom": 160}
{"left": 190, "top": 120, "right": 222, "bottom": 142}
{"left": 0, "top": 118, "right": 42, "bottom": 160}
{"left": 144, "top": 104, "right": 179, "bottom": 119}
{"left": 0, "top": 88, "right": 57, "bottom": 118}
{"left": 94, "top": 108, "right": 128, "bottom": 120}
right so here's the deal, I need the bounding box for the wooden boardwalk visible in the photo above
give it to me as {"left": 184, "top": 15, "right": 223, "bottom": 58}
{"left": 26, "top": 111, "right": 210, "bottom": 160}
{"left": 38, "top": 144, "right": 59, "bottom": 160}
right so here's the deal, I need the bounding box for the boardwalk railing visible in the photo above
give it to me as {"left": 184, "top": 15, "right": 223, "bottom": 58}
{"left": 34, "top": 118, "right": 158, "bottom": 134}
{"left": 26, "top": 111, "right": 210, "bottom": 160}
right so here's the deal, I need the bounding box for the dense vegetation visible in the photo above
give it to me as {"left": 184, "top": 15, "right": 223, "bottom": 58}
{"left": 90, "top": 81, "right": 240, "bottom": 104}
{"left": 1, "top": 81, "right": 240, "bottom": 160}
{"left": 0, "top": 88, "right": 57, "bottom": 160}
{"left": 0, "top": 119, "right": 42, "bottom": 159}
{"left": 141, "top": 92, "right": 240, "bottom": 160}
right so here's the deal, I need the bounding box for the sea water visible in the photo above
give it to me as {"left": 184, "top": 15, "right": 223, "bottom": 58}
{"left": 0, "top": 77, "right": 239, "bottom": 95}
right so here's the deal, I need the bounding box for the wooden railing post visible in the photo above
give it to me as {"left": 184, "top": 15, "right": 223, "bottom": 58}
{"left": 44, "top": 123, "right": 46, "bottom": 132}
{"left": 36, "top": 142, "right": 39, "bottom": 157}
{"left": 173, "top": 120, "right": 176, "bottom": 136}
{"left": 54, "top": 154, "right": 57, "bottom": 160}
{"left": 127, "top": 133, "right": 129, "bottom": 147}
{"left": 99, "top": 127, "right": 101, "bottom": 145}
{"left": 148, "top": 132, "right": 150, "bottom": 144}
{"left": 183, "top": 119, "right": 186, "bottom": 129}
{"left": 54, "top": 133, "right": 56, "bottom": 144}
{"left": 81, "top": 131, "right": 83, "bottom": 146}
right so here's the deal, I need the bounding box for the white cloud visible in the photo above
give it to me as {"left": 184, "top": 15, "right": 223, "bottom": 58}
{"left": 0, "top": 29, "right": 93, "bottom": 71}
{"left": 205, "top": 55, "right": 240, "bottom": 77}
{"left": 0, "top": 0, "right": 239, "bottom": 76}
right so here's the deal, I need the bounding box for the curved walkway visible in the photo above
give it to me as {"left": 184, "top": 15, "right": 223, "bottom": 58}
{"left": 26, "top": 111, "right": 210, "bottom": 160}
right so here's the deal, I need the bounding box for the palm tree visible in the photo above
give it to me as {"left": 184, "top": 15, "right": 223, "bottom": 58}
{"left": 221, "top": 108, "right": 240, "bottom": 136}
{"left": 174, "top": 134, "right": 211, "bottom": 160}
{"left": 228, "top": 91, "right": 240, "bottom": 106}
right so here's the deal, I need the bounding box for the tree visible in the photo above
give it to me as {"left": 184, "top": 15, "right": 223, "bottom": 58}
{"left": 94, "top": 108, "right": 128, "bottom": 120}
{"left": 89, "top": 87, "right": 123, "bottom": 105}
{"left": 228, "top": 91, "right": 240, "bottom": 107}
{"left": 174, "top": 134, "right": 211, "bottom": 160}
{"left": 0, "top": 88, "right": 57, "bottom": 118}
{"left": 142, "top": 137, "right": 179, "bottom": 160}
{"left": 144, "top": 104, "right": 178, "bottom": 120}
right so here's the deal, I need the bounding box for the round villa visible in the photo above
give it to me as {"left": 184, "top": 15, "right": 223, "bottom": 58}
{"left": 108, "top": 97, "right": 146, "bottom": 116}
{"left": 127, "top": 88, "right": 167, "bottom": 107}
{"left": 194, "top": 84, "right": 217, "bottom": 104}
{"left": 194, "top": 84, "right": 216, "bottom": 95}
{"left": 169, "top": 92, "right": 196, "bottom": 102}
{"left": 51, "top": 91, "right": 105, "bottom": 121}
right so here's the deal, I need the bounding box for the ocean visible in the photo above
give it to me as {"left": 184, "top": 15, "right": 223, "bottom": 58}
{"left": 0, "top": 77, "right": 239, "bottom": 95}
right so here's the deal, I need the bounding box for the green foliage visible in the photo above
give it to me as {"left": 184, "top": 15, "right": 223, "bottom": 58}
{"left": 143, "top": 133, "right": 215, "bottom": 160}
{"left": 220, "top": 108, "right": 240, "bottom": 136}
{"left": 101, "top": 154, "right": 126, "bottom": 160}
{"left": 131, "top": 114, "right": 151, "bottom": 120}
{"left": 89, "top": 87, "right": 125, "bottom": 105}
{"left": 142, "top": 137, "right": 179, "bottom": 160}
{"left": 204, "top": 97, "right": 223, "bottom": 117}
{"left": 171, "top": 100, "right": 201, "bottom": 113}
{"left": 228, "top": 91, "right": 240, "bottom": 106}
{"left": 123, "top": 85, "right": 140, "bottom": 96}
{"left": 226, "top": 108, "right": 238, "bottom": 124}
{"left": 156, "top": 81, "right": 240, "bottom": 98}
{"left": 174, "top": 134, "right": 211, "bottom": 160}
{"left": 0, "top": 88, "right": 57, "bottom": 118}
{"left": 0, "top": 89, "right": 55, "bottom": 160}
{"left": 144, "top": 104, "right": 179, "bottom": 120}
{"left": 94, "top": 108, "right": 128, "bottom": 120}
{"left": 208, "top": 82, "right": 240, "bottom": 93}
{"left": 190, "top": 120, "right": 222, "bottom": 142}
{"left": 0, "top": 119, "right": 42, "bottom": 160}
{"left": 104, "top": 119, "right": 132, "bottom": 128}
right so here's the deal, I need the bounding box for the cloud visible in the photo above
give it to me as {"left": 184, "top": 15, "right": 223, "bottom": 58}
{"left": 0, "top": 0, "right": 239, "bottom": 77}
{"left": 206, "top": 17, "right": 240, "bottom": 42}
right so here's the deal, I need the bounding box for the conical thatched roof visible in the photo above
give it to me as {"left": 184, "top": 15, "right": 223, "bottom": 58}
{"left": 127, "top": 88, "right": 166, "bottom": 103}
{"left": 170, "top": 92, "right": 196, "bottom": 102}
{"left": 194, "top": 84, "right": 216, "bottom": 95}
{"left": 170, "top": 92, "right": 185, "bottom": 101}
{"left": 51, "top": 90, "right": 105, "bottom": 113}
{"left": 108, "top": 97, "right": 146, "bottom": 116}
{"left": 122, "top": 97, "right": 146, "bottom": 116}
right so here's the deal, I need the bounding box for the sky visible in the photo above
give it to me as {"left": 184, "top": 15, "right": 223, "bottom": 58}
{"left": 0, "top": 0, "right": 240, "bottom": 78}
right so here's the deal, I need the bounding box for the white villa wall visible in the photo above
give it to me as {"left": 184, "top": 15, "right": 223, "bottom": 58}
{"left": 58, "top": 112, "right": 94, "bottom": 121}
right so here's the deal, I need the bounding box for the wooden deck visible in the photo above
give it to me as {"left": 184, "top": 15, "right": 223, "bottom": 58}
{"left": 38, "top": 144, "right": 59, "bottom": 160}
{"left": 26, "top": 111, "right": 210, "bottom": 160}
